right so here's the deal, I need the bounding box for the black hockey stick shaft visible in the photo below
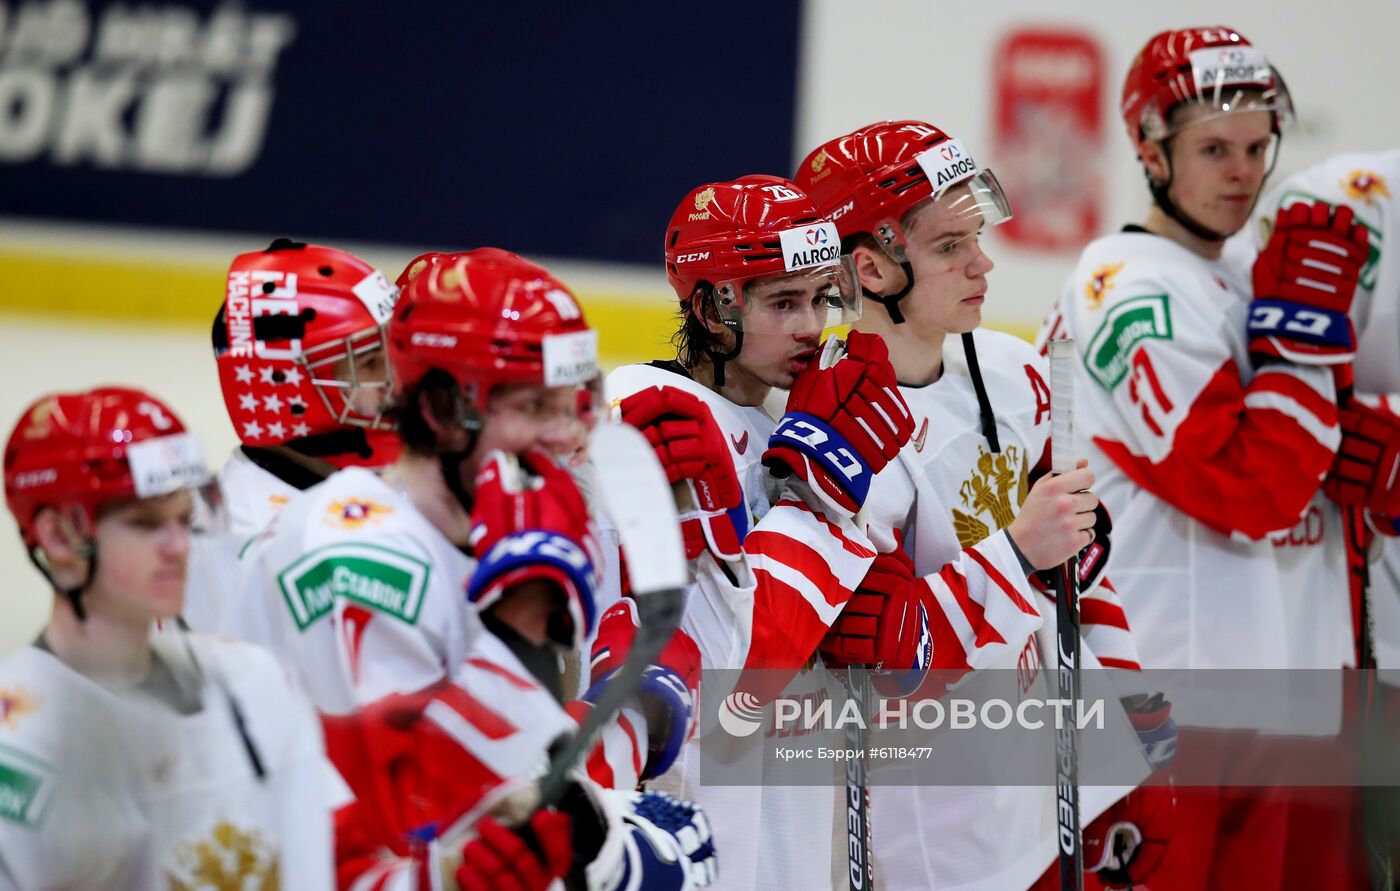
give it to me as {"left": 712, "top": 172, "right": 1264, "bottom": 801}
{"left": 1055, "top": 556, "right": 1084, "bottom": 891}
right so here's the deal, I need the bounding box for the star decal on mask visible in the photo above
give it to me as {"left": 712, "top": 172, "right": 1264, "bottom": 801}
{"left": 233, "top": 365, "right": 254, "bottom": 384}
{"left": 242, "top": 420, "right": 263, "bottom": 439}
{"left": 266, "top": 421, "right": 286, "bottom": 439}
{"left": 263, "top": 394, "right": 283, "bottom": 413}
{"left": 259, "top": 367, "right": 277, "bottom": 385}
{"left": 238, "top": 392, "right": 257, "bottom": 413}
{"left": 283, "top": 367, "right": 304, "bottom": 387}
{"left": 291, "top": 423, "right": 311, "bottom": 438}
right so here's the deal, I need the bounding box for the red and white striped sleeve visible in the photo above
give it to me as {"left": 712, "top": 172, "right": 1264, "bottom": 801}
{"left": 915, "top": 529, "right": 1046, "bottom": 671}
{"left": 739, "top": 496, "right": 877, "bottom": 671}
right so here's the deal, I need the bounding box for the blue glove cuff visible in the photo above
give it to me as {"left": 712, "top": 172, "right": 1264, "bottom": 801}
{"left": 1247, "top": 300, "right": 1352, "bottom": 349}
{"left": 768, "top": 411, "right": 874, "bottom": 506}
{"left": 468, "top": 529, "right": 597, "bottom": 635}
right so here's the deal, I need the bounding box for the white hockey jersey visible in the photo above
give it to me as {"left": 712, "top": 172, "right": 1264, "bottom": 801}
{"left": 0, "top": 631, "right": 344, "bottom": 889}
{"left": 1039, "top": 231, "right": 1341, "bottom": 678}
{"left": 186, "top": 448, "right": 302, "bottom": 633}
{"left": 862, "top": 331, "right": 1141, "bottom": 891}
{"left": 1231, "top": 150, "right": 1400, "bottom": 672}
{"left": 232, "top": 466, "right": 481, "bottom": 715}
{"left": 604, "top": 362, "right": 872, "bottom": 891}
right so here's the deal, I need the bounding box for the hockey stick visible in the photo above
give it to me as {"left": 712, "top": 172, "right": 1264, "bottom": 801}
{"left": 831, "top": 665, "right": 876, "bottom": 891}
{"left": 534, "top": 420, "right": 689, "bottom": 809}
{"left": 1048, "top": 339, "right": 1084, "bottom": 891}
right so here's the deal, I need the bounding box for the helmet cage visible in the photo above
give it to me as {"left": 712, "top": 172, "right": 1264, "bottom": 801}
{"left": 301, "top": 325, "right": 395, "bottom": 430}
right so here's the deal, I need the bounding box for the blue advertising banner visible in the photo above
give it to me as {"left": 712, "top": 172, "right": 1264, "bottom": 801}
{"left": 0, "top": 0, "right": 803, "bottom": 264}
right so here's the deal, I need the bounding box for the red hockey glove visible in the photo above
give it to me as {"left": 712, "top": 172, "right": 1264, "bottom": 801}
{"left": 455, "top": 810, "right": 573, "bottom": 891}
{"left": 468, "top": 450, "right": 600, "bottom": 648}
{"left": 763, "top": 331, "right": 914, "bottom": 516}
{"left": 1250, "top": 201, "right": 1369, "bottom": 366}
{"left": 820, "top": 543, "right": 933, "bottom": 672}
{"left": 1324, "top": 399, "right": 1400, "bottom": 524}
{"left": 1084, "top": 783, "right": 1176, "bottom": 889}
{"left": 588, "top": 598, "right": 702, "bottom": 779}
{"left": 619, "top": 385, "right": 746, "bottom": 560}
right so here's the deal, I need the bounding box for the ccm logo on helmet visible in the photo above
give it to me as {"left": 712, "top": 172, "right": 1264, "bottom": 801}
{"left": 830, "top": 199, "right": 856, "bottom": 221}
{"left": 13, "top": 468, "right": 57, "bottom": 489}
{"left": 675, "top": 252, "right": 711, "bottom": 264}
{"left": 410, "top": 332, "right": 458, "bottom": 349}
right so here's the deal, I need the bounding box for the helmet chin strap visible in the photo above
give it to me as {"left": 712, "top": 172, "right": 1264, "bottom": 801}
{"left": 866, "top": 259, "right": 918, "bottom": 325}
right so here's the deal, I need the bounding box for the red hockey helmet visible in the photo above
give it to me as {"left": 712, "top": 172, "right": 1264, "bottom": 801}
{"left": 214, "top": 239, "right": 400, "bottom": 461}
{"left": 795, "top": 121, "right": 1012, "bottom": 266}
{"left": 387, "top": 248, "right": 599, "bottom": 415}
{"left": 1121, "top": 26, "right": 1293, "bottom": 147}
{"left": 395, "top": 251, "right": 454, "bottom": 290}
{"left": 664, "top": 175, "right": 861, "bottom": 332}
{"left": 4, "top": 387, "right": 208, "bottom": 548}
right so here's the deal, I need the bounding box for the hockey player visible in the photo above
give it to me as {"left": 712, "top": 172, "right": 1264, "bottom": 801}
{"left": 234, "top": 247, "right": 596, "bottom": 713}
{"left": 0, "top": 386, "right": 345, "bottom": 888}
{"left": 601, "top": 175, "right": 917, "bottom": 890}
{"left": 1228, "top": 149, "right": 1400, "bottom": 888}
{"left": 1233, "top": 151, "right": 1400, "bottom": 669}
{"left": 798, "top": 119, "right": 1173, "bottom": 891}
{"left": 306, "top": 250, "right": 715, "bottom": 889}
{"left": 1038, "top": 26, "right": 1370, "bottom": 889}
{"left": 192, "top": 238, "right": 401, "bottom": 632}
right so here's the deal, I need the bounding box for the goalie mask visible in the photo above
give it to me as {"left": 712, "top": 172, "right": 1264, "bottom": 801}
{"left": 213, "top": 239, "right": 401, "bottom": 468}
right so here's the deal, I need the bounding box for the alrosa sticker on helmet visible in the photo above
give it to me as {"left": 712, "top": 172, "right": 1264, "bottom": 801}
{"left": 1188, "top": 44, "right": 1270, "bottom": 91}
{"left": 543, "top": 329, "right": 600, "bottom": 387}
{"left": 351, "top": 270, "right": 399, "bottom": 325}
{"left": 125, "top": 433, "right": 209, "bottom": 498}
{"left": 916, "top": 138, "right": 980, "bottom": 194}
{"left": 778, "top": 221, "right": 841, "bottom": 272}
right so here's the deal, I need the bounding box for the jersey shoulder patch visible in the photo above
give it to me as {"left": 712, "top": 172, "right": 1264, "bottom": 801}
{"left": 1073, "top": 235, "right": 1199, "bottom": 391}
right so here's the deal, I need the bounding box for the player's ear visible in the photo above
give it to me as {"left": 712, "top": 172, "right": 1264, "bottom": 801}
{"left": 851, "top": 241, "right": 900, "bottom": 296}
{"left": 31, "top": 507, "right": 91, "bottom": 586}
{"left": 1138, "top": 139, "right": 1170, "bottom": 186}
{"left": 415, "top": 379, "right": 473, "bottom": 452}
{"left": 691, "top": 291, "right": 730, "bottom": 339}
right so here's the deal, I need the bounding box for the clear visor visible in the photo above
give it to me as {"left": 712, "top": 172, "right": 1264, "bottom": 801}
{"left": 711, "top": 257, "right": 862, "bottom": 336}
{"left": 301, "top": 327, "right": 395, "bottom": 430}
{"left": 878, "top": 170, "right": 1013, "bottom": 265}
{"left": 1141, "top": 60, "right": 1294, "bottom": 142}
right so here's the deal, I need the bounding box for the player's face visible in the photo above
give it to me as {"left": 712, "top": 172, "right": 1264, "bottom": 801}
{"left": 478, "top": 382, "right": 591, "bottom": 462}
{"left": 731, "top": 272, "right": 828, "bottom": 388}
{"left": 899, "top": 190, "right": 995, "bottom": 335}
{"left": 332, "top": 345, "right": 391, "bottom": 419}
{"left": 1156, "top": 108, "right": 1274, "bottom": 236}
{"left": 90, "top": 490, "right": 195, "bottom": 622}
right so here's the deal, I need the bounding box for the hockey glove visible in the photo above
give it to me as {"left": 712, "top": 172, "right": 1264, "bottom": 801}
{"left": 1249, "top": 201, "right": 1370, "bottom": 366}
{"left": 1324, "top": 399, "right": 1400, "bottom": 528}
{"left": 820, "top": 543, "right": 934, "bottom": 673}
{"left": 468, "top": 449, "right": 600, "bottom": 648}
{"left": 455, "top": 810, "right": 573, "bottom": 891}
{"left": 619, "top": 385, "right": 746, "bottom": 561}
{"left": 763, "top": 331, "right": 914, "bottom": 516}
{"left": 1083, "top": 783, "right": 1176, "bottom": 890}
{"left": 587, "top": 599, "right": 702, "bottom": 780}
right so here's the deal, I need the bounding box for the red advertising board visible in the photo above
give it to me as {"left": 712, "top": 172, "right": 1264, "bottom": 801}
{"left": 991, "top": 28, "right": 1106, "bottom": 252}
